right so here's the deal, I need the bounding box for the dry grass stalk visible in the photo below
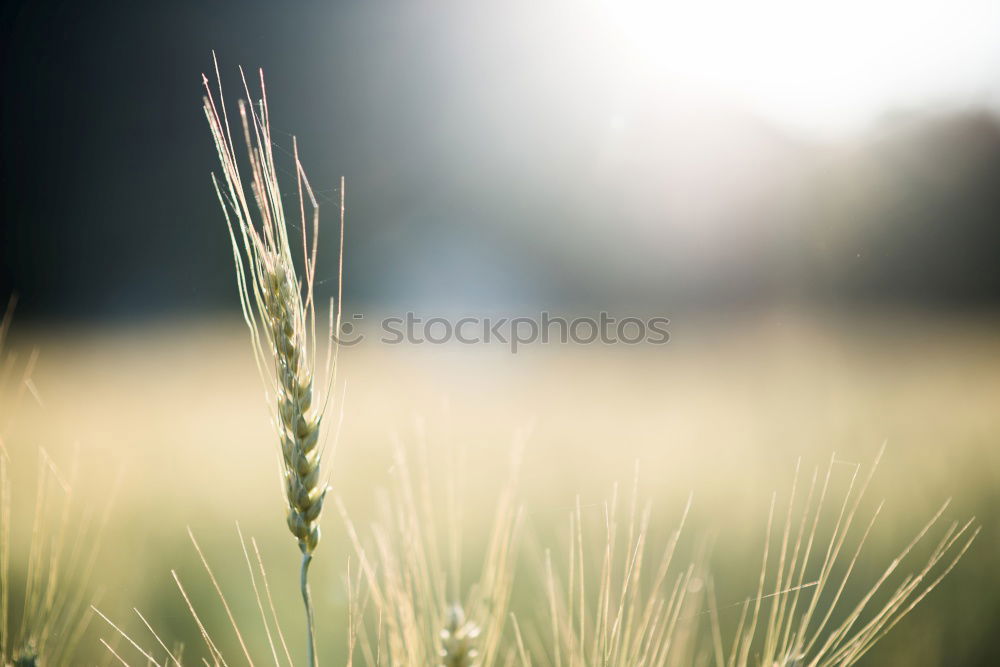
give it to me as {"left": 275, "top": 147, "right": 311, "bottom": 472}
{"left": 538, "top": 467, "right": 701, "bottom": 667}
{"left": 713, "top": 446, "right": 978, "bottom": 667}
{"left": 94, "top": 525, "right": 294, "bottom": 667}
{"left": 339, "top": 430, "right": 526, "bottom": 666}
{"left": 535, "top": 449, "right": 977, "bottom": 667}
{"left": 0, "top": 300, "right": 116, "bottom": 667}
{"left": 201, "top": 54, "right": 343, "bottom": 667}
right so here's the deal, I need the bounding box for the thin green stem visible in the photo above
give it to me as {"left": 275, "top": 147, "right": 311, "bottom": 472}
{"left": 300, "top": 550, "right": 316, "bottom": 667}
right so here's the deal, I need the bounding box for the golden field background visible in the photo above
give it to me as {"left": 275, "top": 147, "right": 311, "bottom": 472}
{"left": 2, "top": 309, "right": 998, "bottom": 665}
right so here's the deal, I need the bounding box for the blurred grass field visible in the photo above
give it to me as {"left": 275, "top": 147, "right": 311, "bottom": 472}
{"left": 2, "top": 308, "right": 998, "bottom": 665}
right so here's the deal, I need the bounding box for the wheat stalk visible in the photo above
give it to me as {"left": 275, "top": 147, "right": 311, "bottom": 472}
{"left": 202, "top": 55, "right": 342, "bottom": 667}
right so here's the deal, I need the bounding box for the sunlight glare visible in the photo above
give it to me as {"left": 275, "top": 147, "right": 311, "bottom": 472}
{"left": 597, "top": 0, "right": 1000, "bottom": 134}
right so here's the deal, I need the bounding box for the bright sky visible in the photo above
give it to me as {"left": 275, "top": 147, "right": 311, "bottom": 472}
{"left": 598, "top": 0, "right": 1000, "bottom": 136}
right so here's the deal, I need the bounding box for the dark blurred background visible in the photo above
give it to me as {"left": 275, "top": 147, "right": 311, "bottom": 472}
{"left": 3, "top": 0, "right": 1000, "bottom": 320}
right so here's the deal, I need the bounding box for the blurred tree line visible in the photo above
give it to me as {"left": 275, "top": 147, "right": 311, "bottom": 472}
{"left": 3, "top": 1, "right": 999, "bottom": 319}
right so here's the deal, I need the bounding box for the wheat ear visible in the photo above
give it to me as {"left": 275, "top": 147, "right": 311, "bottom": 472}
{"left": 202, "top": 55, "right": 340, "bottom": 667}
{"left": 439, "top": 604, "right": 481, "bottom": 667}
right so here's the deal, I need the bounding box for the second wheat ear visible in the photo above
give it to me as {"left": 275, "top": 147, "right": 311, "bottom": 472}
{"left": 202, "top": 57, "right": 343, "bottom": 667}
